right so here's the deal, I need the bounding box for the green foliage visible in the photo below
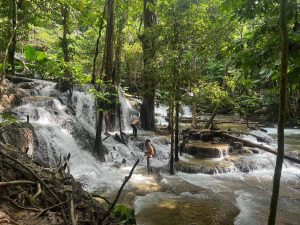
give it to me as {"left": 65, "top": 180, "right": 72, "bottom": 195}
{"left": 0, "top": 113, "right": 19, "bottom": 128}
{"left": 113, "top": 204, "right": 136, "bottom": 224}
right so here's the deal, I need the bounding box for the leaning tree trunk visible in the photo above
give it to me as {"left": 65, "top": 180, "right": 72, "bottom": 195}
{"left": 268, "top": 0, "right": 288, "bottom": 224}
{"left": 140, "top": 0, "right": 157, "bottom": 130}
{"left": 204, "top": 105, "right": 219, "bottom": 129}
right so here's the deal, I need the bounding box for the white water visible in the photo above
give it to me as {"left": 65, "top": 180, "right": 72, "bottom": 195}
{"left": 11, "top": 80, "right": 300, "bottom": 225}
{"left": 13, "top": 81, "right": 169, "bottom": 191}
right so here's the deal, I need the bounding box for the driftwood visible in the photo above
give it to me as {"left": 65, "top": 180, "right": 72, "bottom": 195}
{"left": 221, "top": 133, "right": 300, "bottom": 164}
{"left": 101, "top": 159, "right": 139, "bottom": 223}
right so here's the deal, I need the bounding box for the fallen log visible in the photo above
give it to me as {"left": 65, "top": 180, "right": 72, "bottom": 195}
{"left": 221, "top": 133, "right": 300, "bottom": 164}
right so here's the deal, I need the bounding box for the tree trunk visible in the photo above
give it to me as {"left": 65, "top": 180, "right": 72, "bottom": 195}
{"left": 113, "top": 7, "right": 128, "bottom": 85}
{"left": 1, "top": 0, "right": 18, "bottom": 84}
{"left": 204, "top": 105, "right": 219, "bottom": 129}
{"left": 192, "top": 101, "right": 197, "bottom": 127}
{"left": 94, "top": 102, "right": 105, "bottom": 162}
{"left": 92, "top": 2, "right": 106, "bottom": 84}
{"left": 140, "top": 0, "right": 156, "bottom": 131}
{"left": 59, "top": 4, "right": 72, "bottom": 96}
{"left": 268, "top": 0, "right": 288, "bottom": 224}
{"left": 103, "top": 0, "right": 116, "bottom": 131}
{"left": 103, "top": 0, "right": 114, "bottom": 82}
{"left": 173, "top": 16, "right": 180, "bottom": 162}
{"left": 8, "top": 0, "right": 17, "bottom": 77}
{"left": 169, "top": 100, "right": 175, "bottom": 175}
{"left": 174, "top": 100, "right": 180, "bottom": 162}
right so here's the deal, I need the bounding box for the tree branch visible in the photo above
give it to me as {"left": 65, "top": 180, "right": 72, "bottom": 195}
{"left": 101, "top": 159, "right": 139, "bottom": 223}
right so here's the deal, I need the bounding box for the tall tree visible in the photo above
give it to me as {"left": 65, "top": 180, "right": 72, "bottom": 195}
{"left": 1, "top": 0, "right": 18, "bottom": 83}
{"left": 94, "top": 0, "right": 115, "bottom": 160}
{"left": 7, "top": 0, "right": 17, "bottom": 77}
{"left": 140, "top": 0, "right": 157, "bottom": 130}
{"left": 92, "top": 2, "right": 107, "bottom": 85}
{"left": 268, "top": 0, "right": 288, "bottom": 224}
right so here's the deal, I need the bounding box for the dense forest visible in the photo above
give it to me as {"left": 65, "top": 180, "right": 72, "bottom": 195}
{"left": 0, "top": 0, "right": 300, "bottom": 225}
{"left": 1, "top": 0, "right": 299, "bottom": 125}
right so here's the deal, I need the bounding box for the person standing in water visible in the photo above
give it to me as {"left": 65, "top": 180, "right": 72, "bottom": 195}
{"left": 145, "top": 139, "right": 155, "bottom": 174}
{"left": 130, "top": 116, "right": 140, "bottom": 137}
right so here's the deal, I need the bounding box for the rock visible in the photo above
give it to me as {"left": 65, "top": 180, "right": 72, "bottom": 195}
{"left": 0, "top": 81, "right": 29, "bottom": 112}
{"left": 17, "top": 82, "right": 37, "bottom": 89}
{"left": 242, "top": 166, "right": 250, "bottom": 173}
{"left": 232, "top": 141, "right": 243, "bottom": 149}
{"left": 175, "top": 159, "right": 236, "bottom": 174}
{"left": 183, "top": 141, "right": 229, "bottom": 158}
{"left": 0, "top": 123, "right": 38, "bottom": 156}
{"left": 251, "top": 148, "right": 260, "bottom": 154}
{"left": 243, "top": 147, "right": 253, "bottom": 155}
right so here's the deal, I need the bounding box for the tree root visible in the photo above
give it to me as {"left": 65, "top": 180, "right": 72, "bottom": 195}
{"left": 0, "top": 180, "right": 35, "bottom": 187}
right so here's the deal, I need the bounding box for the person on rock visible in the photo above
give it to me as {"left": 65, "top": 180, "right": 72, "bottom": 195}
{"left": 130, "top": 116, "right": 140, "bottom": 137}
{"left": 145, "top": 139, "right": 155, "bottom": 175}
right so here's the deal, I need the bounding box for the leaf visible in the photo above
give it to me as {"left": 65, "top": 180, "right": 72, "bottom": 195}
{"left": 24, "top": 45, "right": 36, "bottom": 61}
{"left": 36, "top": 51, "right": 47, "bottom": 61}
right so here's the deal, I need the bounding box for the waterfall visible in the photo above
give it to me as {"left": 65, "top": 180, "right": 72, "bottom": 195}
{"left": 118, "top": 87, "right": 139, "bottom": 132}
{"left": 181, "top": 106, "right": 192, "bottom": 118}
{"left": 11, "top": 80, "right": 169, "bottom": 190}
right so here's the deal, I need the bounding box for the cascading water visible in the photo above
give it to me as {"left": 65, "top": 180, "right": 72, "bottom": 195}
{"left": 9, "top": 79, "right": 300, "bottom": 225}
{"left": 118, "top": 87, "right": 139, "bottom": 131}
{"left": 12, "top": 80, "right": 170, "bottom": 191}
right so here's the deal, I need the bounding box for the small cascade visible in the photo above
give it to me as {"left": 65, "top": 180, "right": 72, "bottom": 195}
{"left": 155, "top": 105, "right": 168, "bottom": 126}
{"left": 181, "top": 105, "right": 192, "bottom": 118}
{"left": 118, "top": 87, "right": 138, "bottom": 131}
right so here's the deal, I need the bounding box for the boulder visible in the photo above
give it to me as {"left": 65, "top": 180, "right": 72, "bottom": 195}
{"left": 0, "top": 123, "right": 38, "bottom": 156}
{"left": 0, "top": 81, "right": 29, "bottom": 112}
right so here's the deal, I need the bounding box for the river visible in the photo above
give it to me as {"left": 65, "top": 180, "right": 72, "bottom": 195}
{"left": 11, "top": 80, "right": 300, "bottom": 225}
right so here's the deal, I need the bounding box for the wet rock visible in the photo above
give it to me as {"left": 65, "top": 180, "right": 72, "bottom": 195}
{"left": 242, "top": 166, "right": 250, "bottom": 173}
{"left": 232, "top": 159, "right": 258, "bottom": 172}
{"left": 243, "top": 147, "right": 254, "bottom": 155}
{"left": 17, "top": 82, "right": 37, "bottom": 89}
{"left": 175, "top": 160, "right": 236, "bottom": 174}
{"left": 112, "top": 161, "right": 122, "bottom": 168}
{"left": 251, "top": 148, "right": 260, "bottom": 154}
{"left": 183, "top": 141, "right": 229, "bottom": 158}
{"left": 232, "top": 141, "right": 243, "bottom": 149}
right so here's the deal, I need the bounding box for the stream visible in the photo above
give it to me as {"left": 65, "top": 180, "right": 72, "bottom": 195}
{"left": 12, "top": 80, "right": 300, "bottom": 225}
